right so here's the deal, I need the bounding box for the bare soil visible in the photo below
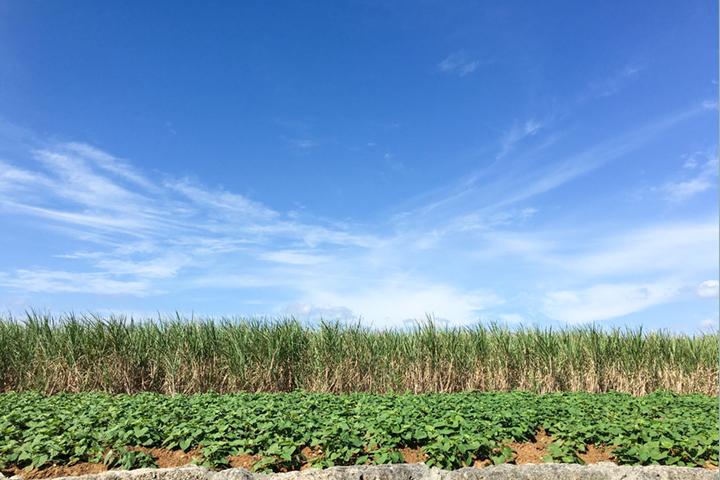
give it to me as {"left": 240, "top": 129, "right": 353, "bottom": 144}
{"left": 507, "top": 428, "right": 553, "bottom": 464}
{"left": 299, "top": 447, "right": 323, "bottom": 470}
{"left": 227, "top": 454, "right": 261, "bottom": 470}
{"left": 7, "top": 462, "right": 108, "bottom": 480}
{"left": 577, "top": 444, "right": 614, "bottom": 464}
{"left": 399, "top": 447, "right": 427, "bottom": 464}
{"left": 129, "top": 447, "right": 202, "bottom": 468}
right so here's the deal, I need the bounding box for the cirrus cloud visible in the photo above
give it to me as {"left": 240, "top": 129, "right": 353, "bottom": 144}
{"left": 697, "top": 280, "right": 719, "bottom": 299}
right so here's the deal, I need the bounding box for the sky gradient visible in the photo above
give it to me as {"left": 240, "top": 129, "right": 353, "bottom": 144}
{"left": 0, "top": 1, "right": 717, "bottom": 331}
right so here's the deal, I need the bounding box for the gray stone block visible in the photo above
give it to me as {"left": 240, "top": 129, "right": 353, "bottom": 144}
{"left": 45, "top": 464, "right": 719, "bottom": 480}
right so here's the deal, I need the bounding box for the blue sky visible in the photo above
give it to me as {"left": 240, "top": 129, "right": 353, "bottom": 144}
{"left": 0, "top": 1, "right": 717, "bottom": 331}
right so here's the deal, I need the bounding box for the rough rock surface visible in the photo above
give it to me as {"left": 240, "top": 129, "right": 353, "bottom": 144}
{"left": 32, "top": 463, "right": 719, "bottom": 480}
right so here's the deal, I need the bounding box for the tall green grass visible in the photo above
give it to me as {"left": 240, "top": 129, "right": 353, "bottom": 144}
{"left": 0, "top": 313, "right": 716, "bottom": 395}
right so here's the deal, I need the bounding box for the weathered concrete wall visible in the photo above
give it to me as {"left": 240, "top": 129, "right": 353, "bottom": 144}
{"left": 4, "top": 463, "right": 717, "bottom": 480}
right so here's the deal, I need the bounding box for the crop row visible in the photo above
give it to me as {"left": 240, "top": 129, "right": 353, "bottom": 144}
{"left": 1, "top": 315, "right": 717, "bottom": 394}
{"left": 1, "top": 391, "right": 717, "bottom": 473}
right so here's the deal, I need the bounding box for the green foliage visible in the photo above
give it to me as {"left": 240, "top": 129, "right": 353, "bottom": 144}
{"left": 0, "top": 391, "right": 716, "bottom": 472}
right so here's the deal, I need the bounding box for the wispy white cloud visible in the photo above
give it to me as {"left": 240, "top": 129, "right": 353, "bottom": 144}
{"left": 0, "top": 140, "right": 382, "bottom": 305}
{"left": 534, "top": 219, "right": 718, "bottom": 323}
{"left": 93, "top": 253, "right": 192, "bottom": 279}
{"left": 292, "top": 276, "right": 503, "bottom": 328}
{"left": 663, "top": 176, "right": 714, "bottom": 201}
{"left": 701, "top": 99, "right": 718, "bottom": 110}
{"left": 555, "top": 221, "right": 718, "bottom": 278}
{"left": 395, "top": 103, "right": 708, "bottom": 231}
{"left": 3, "top": 201, "right": 154, "bottom": 233}
{"left": 188, "top": 273, "right": 286, "bottom": 290}
{"left": 543, "top": 281, "right": 681, "bottom": 324}
{"left": 497, "top": 313, "right": 525, "bottom": 324}
{"left": 0, "top": 160, "right": 54, "bottom": 192}
{"left": 0, "top": 100, "right": 715, "bottom": 327}
{"left": 283, "top": 303, "right": 354, "bottom": 322}
{"left": 589, "top": 64, "right": 644, "bottom": 98}
{"left": 661, "top": 150, "right": 717, "bottom": 202}
{"left": 497, "top": 119, "right": 543, "bottom": 159}
{"left": 258, "top": 249, "right": 330, "bottom": 266}
{"left": 63, "top": 142, "right": 155, "bottom": 189}
{"left": 697, "top": 280, "right": 719, "bottom": 299}
{"left": 167, "top": 178, "right": 277, "bottom": 219}
{"left": 438, "top": 51, "right": 480, "bottom": 77}
{"left": 288, "top": 138, "right": 320, "bottom": 149}
{"left": 700, "top": 317, "right": 718, "bottom": 331}
{"left": 35, "top": 148, "right": 147, "bottom": 207}
{"left": 0, "top": 269, "right": 151, "bottom": 296}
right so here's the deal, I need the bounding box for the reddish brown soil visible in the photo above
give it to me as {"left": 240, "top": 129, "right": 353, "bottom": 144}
{"left": 299, "top": 446, "right": 323, "bottom": 470}
{"left": 504, "top": 429, "right": 614, "bottom": 466}
{"left": 8, "top": 462, "right": 108, "bottom": 480}
{"left": 472, "top": 459, "right": 492, "bottom": 468}
{"left": 130, "top": 446, "right": 202, "bottom": 468}
{"left": 507, "top": 428, "right": 553, "bottom": 464}
{"left": 399, "top": 447, "right": 427, "bottom": 464}
{"left": 577, "top": 444, "right": 614, "bottom": 464}
{"left": 7, "top": 447, "right": 202, "bottom": 479}
{"left": 227, "top": 453, "right": 261, "bottom": 470}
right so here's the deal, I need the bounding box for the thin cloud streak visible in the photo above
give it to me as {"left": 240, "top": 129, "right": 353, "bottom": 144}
{"left": 496, "top": 119, "right": 543, "bottom": 159}
{"left": 661, "top": 150, "right": 718, "bottom": 202}
{"left": 542, "top": 281, "right": 682, "bottom": 324}
{"left": 391, "top": 103, "right": 710, "bottom": 234}
{"left": 438, "top": 51, "right": 480, "bottom": 77}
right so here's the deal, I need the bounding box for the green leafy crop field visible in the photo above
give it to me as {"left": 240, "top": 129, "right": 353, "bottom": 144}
{"left": 1, "top": 391, "right": 717, "bottom": 474}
